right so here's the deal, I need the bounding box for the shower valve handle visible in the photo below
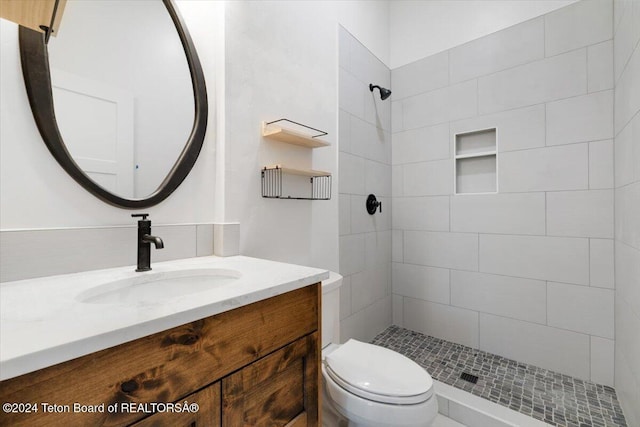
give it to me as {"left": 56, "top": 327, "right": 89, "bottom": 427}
{"left": 366, "top": 194, "right": 382, "bottom": 215}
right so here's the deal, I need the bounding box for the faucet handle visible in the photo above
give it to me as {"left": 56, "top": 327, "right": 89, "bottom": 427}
{"left": 131, "top": 213, "right": 149, "bottom": 220}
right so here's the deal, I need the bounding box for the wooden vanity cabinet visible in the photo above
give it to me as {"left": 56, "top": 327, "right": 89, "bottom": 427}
{"left": 0, "top": 284, "right": 321, "bottom": 427}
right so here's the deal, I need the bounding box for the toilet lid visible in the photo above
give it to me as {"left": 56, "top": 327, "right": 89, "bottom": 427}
{"left": 324, "top": 339, "right": 433, "bottom": 404}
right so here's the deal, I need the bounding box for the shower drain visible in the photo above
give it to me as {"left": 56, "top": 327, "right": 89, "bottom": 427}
{"left": 460, "top": 372, "right": 479, "bottom": 384}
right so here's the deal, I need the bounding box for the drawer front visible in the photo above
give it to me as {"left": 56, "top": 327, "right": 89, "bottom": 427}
{"left": 130, "top": 382, "right": 220, "bottom": 427}
{"left": 222, "top": 333, "right": 319, "bottom": 427}
{"left": 0, "top": 284, "right": 319, "bottom": 427}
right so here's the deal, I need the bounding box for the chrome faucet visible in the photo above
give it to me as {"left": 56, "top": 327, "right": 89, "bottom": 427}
{"left": 132, "top": 213, "right": 164, "bottom": 272}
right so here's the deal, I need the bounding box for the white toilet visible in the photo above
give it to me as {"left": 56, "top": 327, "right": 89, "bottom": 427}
{"left": 321, "top": 272, "right": 438, "bottom": 427}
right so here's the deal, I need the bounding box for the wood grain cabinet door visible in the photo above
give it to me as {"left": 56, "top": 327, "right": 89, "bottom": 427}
{"left": 222, "top": 333, "right": 319, "bottom": 427}
{"left": 130, "top": 382, "right": 221, "bottom": 427}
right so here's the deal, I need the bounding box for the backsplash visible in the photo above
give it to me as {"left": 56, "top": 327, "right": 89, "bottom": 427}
{"left": 0, "top": 224, "right": 214, "bottom": 282}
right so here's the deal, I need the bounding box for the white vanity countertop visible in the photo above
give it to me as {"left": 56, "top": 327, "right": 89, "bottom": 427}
{"left": 0, "top": 255, "right": 329, "bottom": 381}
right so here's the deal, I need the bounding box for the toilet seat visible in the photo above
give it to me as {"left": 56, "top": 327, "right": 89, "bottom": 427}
{"left": 324, "top": 339, "right": 434, "bottom": 405}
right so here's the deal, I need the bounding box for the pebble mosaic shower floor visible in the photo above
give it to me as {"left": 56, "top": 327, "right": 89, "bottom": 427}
{"left": 371, "top": 326, "right": 627, "bottom": 427}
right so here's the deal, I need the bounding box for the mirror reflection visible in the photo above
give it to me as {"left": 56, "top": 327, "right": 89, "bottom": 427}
{"left": 47, "top": 0, "right": 194, "bottom": 199}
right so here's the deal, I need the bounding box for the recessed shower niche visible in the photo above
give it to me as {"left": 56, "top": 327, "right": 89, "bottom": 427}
{"left": 454, "top": 128, "right": 497, "bottom": 195}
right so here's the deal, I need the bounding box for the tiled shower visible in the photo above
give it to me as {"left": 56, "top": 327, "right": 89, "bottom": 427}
{"left": 339, "top": 0, "right": 639, "bottom": 425}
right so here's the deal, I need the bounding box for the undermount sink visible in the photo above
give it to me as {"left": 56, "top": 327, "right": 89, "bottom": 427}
{"left": 77, "top": 268, "right": 242, "bottom": 305}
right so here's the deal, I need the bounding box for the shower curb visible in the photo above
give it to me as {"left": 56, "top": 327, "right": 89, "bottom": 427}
{"left": 435, "top": 380, "right": 552, "bottom": 427}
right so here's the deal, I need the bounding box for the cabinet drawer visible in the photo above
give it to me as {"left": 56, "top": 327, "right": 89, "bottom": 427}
{"left": 130, "top": 382, "right": 220, "bottom": 427}
{"left": 0, "top": 284, "right": 319, "bottom": 427}
{"left": 222, "top": 333, "right": 319, "bottom": 427}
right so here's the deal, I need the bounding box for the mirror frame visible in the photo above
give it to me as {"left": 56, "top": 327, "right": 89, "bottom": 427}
{"left": 18, "top": 0, "right": 207, "bottom": 209}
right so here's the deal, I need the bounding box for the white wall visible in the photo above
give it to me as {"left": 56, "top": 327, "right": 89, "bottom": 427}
{"left": 391, "top": 0, "right": 615, "bottom": 384}
{"left": 390, "top": 0, "right": 578, "bottom": 68}
{"left": 219, "top": 1, "right": 390, "bottom": 272}
{"left": 613, "top": 0, "right": 640, "bottom": 424}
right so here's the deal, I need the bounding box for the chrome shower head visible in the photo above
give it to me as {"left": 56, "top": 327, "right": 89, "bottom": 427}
{"left": 369, "top": 84, "right": 392, "bottom": 101}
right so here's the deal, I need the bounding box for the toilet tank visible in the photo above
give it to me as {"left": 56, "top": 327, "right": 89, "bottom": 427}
{"left": 322, "top": 272, "right": 342, "bottom": 349}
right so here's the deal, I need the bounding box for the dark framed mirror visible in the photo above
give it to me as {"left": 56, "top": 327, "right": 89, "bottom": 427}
{"left": 18, "top": 0, "right": 207, "bottom": 209}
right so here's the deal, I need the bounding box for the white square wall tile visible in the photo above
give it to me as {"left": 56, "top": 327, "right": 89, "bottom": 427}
{"left": 364, "top": 90, "right": 392, "bottom": 133}
{"left": 404, "top": 297, "right": 479, "bottom": 348}
{"left": 614, "top": 39, "right": 640, "bottom": 134}
{"left": 392, "top": 123, "right": 450, "bottom": 165}
{"left": 613, "top": 0, "right": 636, "bottom": 82}
{"left": 392, "top": 101, "right": 403, "bottom": 133}
{"left": 393, "top": 196, "right": 449, "bottom": 231}
{"left": 499, "top": 144, "right": 589, "bottom": 192}
{"left": 480, "top": 234, "right": 589, "bottom": 285}
{"left": 349, "top": 35, "right": 390, "bottom": 94}
{"left": 392, "top": 294, "right": 404, "bottom": 327}
{"left": 547, "top": 282, "right": 614, "bottom": 339}
{"left": 546, "top": 91, "right": 614, "bottom": 146}
{"left": 212, "top": 224, "right": 239, "bottom": 257}
{"left": 451, "top": 193, "right": 545, "bottom": 235}
{"left": 450, "top": 270, "right": 546, "bottom": 324}
{"left": 615, "top": 182, "right": 640, "bottom": 250}
{"left": 351, "top": 262, "right": 390, "bottom": 313}
{"left": 339, "top": 234, "right": 365, "bottom": 276}
{"left": 339, "top": 152, "right": 365, "bottom": 195}
{"left": 451, "top": 104, "right": 545, "bottom": 153}
{"left": 589, "top": 140, "right": 614, "bottom": 189}
{"left": 392, "top": 164, "right": 404, "bottom": 197}
{"left": 402, "top": 80, "right": 477, "bottom": 130}
{"left": 616, "top": 296, "right": 640, "bottom": 386}
{"left": 391, "top": 51, "right": 449, "bottom": 100}
{"left": 339, "top": 68, "right": 365, "bottom": 118}
{"left": 615, "top": 241, "right": 640, "bottom": 317}
{"left": 588, "top": 41, "right": 614, "bottom": 92}
{"left": 350, "top": 116, "right": 391, "bottom": 164}
{"left": 590, "top": 239, "right": 614, "bottom": 289}
{"left": 403, "top": 160, "right": 453, "bottom": 196}
{"left": 339, "top": 109, "right": 351, "bottom": 153}
{"left": 404, "top": 231, "right": 478, "bottom": 271}
{"left": 392, "top": 262, "right": 450, "bottom": 304}
{"left": 340, "top": 296, "right": 392, "bottom": 343}
{"left": 349, "top": 195, "right": 375, "bottom": 234}
{"left": 591, "top": 336, "right": 615, "bottom": 386}
{"left": 545, "top": 0, "right": 613, "bottom": 57}
{"left": 365, "top": 160, "right": 391, "bottom": 197}
{"left": 392, "top": 229, "right": 403, "bottom": 263}
{"left": 634, "top": 114, "right": 640, "bottom": 182}
{"left": 338, "top": 26, "right": 352, "bottom": 72}
{"left": 615, "top": 120, "right": 635, "bottom": 187}
{"left": 478, "top": 49, "right": 587, "bottom": 114}
{"left": 339, "top": 194, "right": 351, "bottom": 236}
{"left": 547, "top": 90, "right": 613, "bottom": 145}
{"left": 364, "top": 230, "right": 392, "bottom": 270}
{"left": 546, "top": 190, "right": 614, "bottom": 238}
{"left": 449, "top": 17, "right": 544, "bottom": 83}
{"left": 614, "top": 349, "right": 640, "bottom": 427}
{"left": 479, "top": 313, "right": 590, "bottom": 380}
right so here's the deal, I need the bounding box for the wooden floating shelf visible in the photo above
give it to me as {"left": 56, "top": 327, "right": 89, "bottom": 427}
{"left": 262, "top": 121, "right": 330, "bottom": 148}
{"left": 264, "top": 165, "right": 331, "bottom": 177}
